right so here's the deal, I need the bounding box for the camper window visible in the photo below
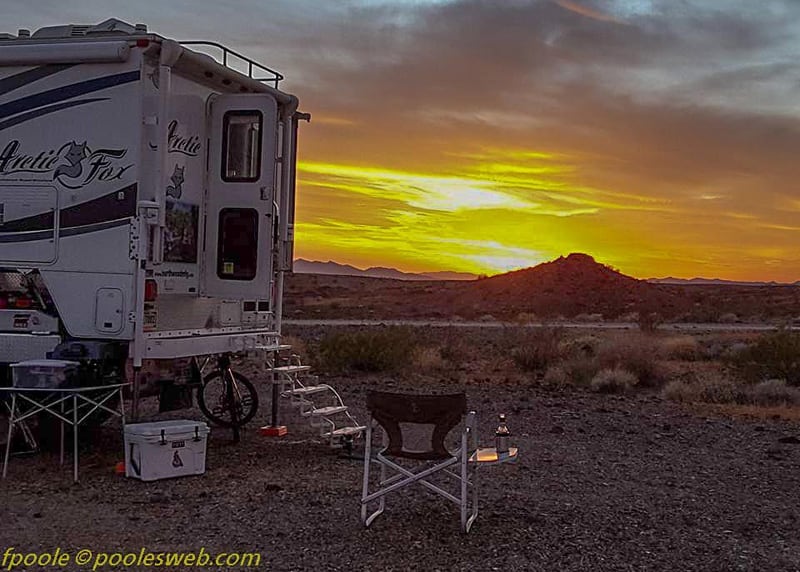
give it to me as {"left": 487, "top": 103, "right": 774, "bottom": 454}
{"left": 217, "top": 208, "right": 259, "bottom": 280}
{"left": 222, "top": 111, "right": 262, "bottom": 182}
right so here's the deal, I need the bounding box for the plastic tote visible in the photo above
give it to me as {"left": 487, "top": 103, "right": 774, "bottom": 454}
{"left": 124, "top": 420, "right": 210, "bottom": 481}
{"left": 11, "top": 359, "right": 79, "bottom": 389}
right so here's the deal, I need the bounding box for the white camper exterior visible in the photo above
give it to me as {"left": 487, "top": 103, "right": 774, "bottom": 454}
{"left": 0, "top": 20, "right": 302, "bottom": 387}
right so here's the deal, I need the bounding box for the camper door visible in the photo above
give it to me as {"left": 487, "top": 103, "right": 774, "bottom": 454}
{"left": 202, "top": 95, "right": 277, "bottom": 299}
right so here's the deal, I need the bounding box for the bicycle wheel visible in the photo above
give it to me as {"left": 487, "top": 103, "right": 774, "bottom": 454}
{"left": 197, "top": 369, "right": 259, "bottom": 428}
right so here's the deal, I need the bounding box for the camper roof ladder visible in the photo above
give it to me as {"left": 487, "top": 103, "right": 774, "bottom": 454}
{"left": 179, "top": 41, "right": 284, "bottom": 88}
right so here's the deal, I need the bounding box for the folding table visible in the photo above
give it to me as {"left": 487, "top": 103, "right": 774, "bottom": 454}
{"left": 2, "top": 383, "right": 128, "bottom": 482}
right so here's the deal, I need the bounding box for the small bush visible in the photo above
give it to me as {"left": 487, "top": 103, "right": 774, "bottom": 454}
{"left": 316, "top": 327, "right": 416, "bottom": 373}
{"left": 662, "top": 380, "right": 694, "bottom": 403}
{"left": 597, "top": 335, "right": 666, "bottom": 387}
{"left": 412, "top": 346, "right": 447, "bottom": 371}
{"left": 662, "top": 375, "right": 745, "bottom": 405}
{"left": 661, "top": 336, "right": 701, "bottom": 361}
{"left": 729, "top": 329, "right": 800, "bottom": 386}
{"left": 663, "top": 376, "right": 800, "bottom": 407}
{"left": 511, "top": 327, "right": 564, "bottom": 373}
{"left": 749, "top": 379, "right": 800, "bottom": 407}
{"left": 560, "top": 335, "right": 601, "bottom": 358}
{"left": 574, "top": 313, "right": 603, "bottom": 323}
{"left": 590, "top": 367, "right": 638, "bottom": 393}
{"left": 638, "top": 312, "right": 663, "bottom": 333}
{"left": 514, "top": 312, "right": 539, "bottom": 325}
{"left": 695, "top": 376, "right": 746, "bottom": 404}
{"left": 560, "top": 355, "right": 600, "bottom": 386}
{"left": 542, "top": 366, "right": 569, "bottom": 388}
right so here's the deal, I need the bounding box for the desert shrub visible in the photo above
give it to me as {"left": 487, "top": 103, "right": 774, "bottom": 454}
{"left": 662, "top": 375, "right": 745, "bottom": 405}
{"left": 560, "top": 335, "right": 601, "bottom": 358}
{"left": 542, "top": 366, "right": 569, "bottom": 388}
{"left": 748, "top": 379, "right": 800, "bottom": 407}
{"left": 280, "top": 335, "right": 307, "bottom": 356}
{"left": 560, "top": 355, "right": 600, "bottom": 386}
{"left": 514, "top": 312, "right": 539, "bottom": 324}
{"left": 412, "top": 346, "right": 447, "bottom": 371}
{"left": 728, "top": 329, "right": 800, "bottom": 386}
{"left": 662, "top": 380, "right": 694, "bottom": 403}
{"left": 590, "top": 367, "right": 638, "bottom": 393}
{"left": 574, "top": 313, "right": 604, "bottom": 323}
{"left": 661, "top": 336, "right": 701, "bottom": 361}
{"left": 597, "top": 335, "right": 666, "bottom": 387}
{"left": 316, "top": 327, "right": 416, "bottom": 373}
{"left": 510, "top": 327, "right": 565, "bottom": 373}
{"left": 638, "top": 312, "right": 663, "bottom": 333}
{"left": 694, "top": 376, "right": 746, "bottom": 404}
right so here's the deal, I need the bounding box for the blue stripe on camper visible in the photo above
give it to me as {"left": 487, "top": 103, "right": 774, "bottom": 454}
{"left": 0, "top": 64, "right": 75, "bottom": 96}
{"left": 0, "top": 70, "right": 139, "bottom": 121}
{"left": 60, "top": 183, "right": 137, "bottom": 228}
{"left": 0, "top": 98, "right": 108, "bottom": 132}
{"left": 0, "top": 229, "right": 54, "bottom": 243}
{"left": 59, "top": 218, "right": 130, "bottom": 237}
{"left": 0, "top": 184, "right": 137, "bottom": 233}
{"left": 0, "top": 218, "right": 130, "bottom": 243}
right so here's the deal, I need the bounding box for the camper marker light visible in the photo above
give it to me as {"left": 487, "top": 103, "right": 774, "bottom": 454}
{"left": 144, "top": 279, "right": 158, "bottom": 301}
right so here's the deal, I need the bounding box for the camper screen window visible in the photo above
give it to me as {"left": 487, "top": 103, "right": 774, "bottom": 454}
{"left": 217, "top": 208, "right": 259, "bottom": 280}
{"left": 222, "top": 111, "right": 262, "bottom": 182}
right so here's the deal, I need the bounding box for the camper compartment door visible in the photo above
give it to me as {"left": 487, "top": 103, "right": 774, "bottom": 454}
{"left": 202, "top": 95, "right": 277, "bottom": 300}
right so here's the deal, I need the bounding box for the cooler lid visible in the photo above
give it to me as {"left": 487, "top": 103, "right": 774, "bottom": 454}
{"left": 11, "top": 359, "right": 80, "bottom": 368}
{"left": 124, "top": 419, "right": 209, "bottom": 436}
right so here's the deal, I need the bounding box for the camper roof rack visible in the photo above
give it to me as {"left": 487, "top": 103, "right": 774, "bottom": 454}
{"left": 179, "top": 41, "right": 283, "bottom": 89}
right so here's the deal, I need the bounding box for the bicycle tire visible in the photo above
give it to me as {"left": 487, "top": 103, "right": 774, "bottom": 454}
{"left": 197, "top": 369, "right": 259, "bottom": 428}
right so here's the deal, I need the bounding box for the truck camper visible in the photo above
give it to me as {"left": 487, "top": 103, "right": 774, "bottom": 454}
{"left": 0, "top": 19, "right": 306, "bottom": 429}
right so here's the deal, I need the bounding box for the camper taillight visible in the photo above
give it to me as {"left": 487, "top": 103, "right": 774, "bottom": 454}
{"left": 144, "top": 280, "right": 158, "bottom": 302}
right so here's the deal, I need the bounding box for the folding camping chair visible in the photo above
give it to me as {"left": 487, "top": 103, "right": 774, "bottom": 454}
{"left": 360, "top": 391, "right": 479, "bottom": 533}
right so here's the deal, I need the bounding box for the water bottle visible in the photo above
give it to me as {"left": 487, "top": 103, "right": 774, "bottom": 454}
{"left": 495, "top": 413, "right": 510, "bottom": 454}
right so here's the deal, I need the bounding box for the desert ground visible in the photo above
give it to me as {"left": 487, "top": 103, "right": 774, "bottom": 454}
{"left": 2, "top": 323, "right": 800, "bottom": 571}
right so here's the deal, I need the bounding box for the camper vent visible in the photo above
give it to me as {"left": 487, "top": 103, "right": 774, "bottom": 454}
{"left": 32, "top": 19, "right": 138, "bottom": 39}
{"left": 32, "top": 25, "right": 92, "bottom": 39}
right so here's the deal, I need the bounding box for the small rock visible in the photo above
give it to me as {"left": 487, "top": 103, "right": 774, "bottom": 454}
{"left": 777, "top": 436, "right": 800, "bottom": 444}
{"left": 549, "top": 426, "right": 564, "bottom": 434}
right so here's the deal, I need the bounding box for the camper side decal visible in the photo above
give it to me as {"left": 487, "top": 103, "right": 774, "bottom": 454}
{"left": 0, "top": 140, "right": 132, "bottom": 189}
{"left": 148, "top": 120, "right": 202, "bottom": 157}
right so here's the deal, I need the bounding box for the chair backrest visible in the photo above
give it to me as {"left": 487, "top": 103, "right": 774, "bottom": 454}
{"left": 366, "top": 391, "right": 467, "bottom": 460}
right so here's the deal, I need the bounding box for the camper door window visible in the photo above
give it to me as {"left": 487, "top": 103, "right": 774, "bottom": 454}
{"left": 222, "top": 111, "right": 263, "bottom": 182}
{"left": 217, "top": 208, "right": 259, "bottom": 280}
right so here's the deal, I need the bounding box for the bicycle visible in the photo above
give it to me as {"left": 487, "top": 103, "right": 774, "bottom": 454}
{"left": 193, "top": 353, "right": 259, "bottom": 443}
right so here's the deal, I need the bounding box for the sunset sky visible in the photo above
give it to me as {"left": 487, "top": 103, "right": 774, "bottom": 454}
{"left": 7, "top": 1, "right": 800, "bottom": 281}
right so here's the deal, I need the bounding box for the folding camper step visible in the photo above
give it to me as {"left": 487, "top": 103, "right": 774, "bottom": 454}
{"left": 282, "top": 385, "right": 330, "bottom": 397}
{"left": 311, "top": 405, "right": 348, "bottom": 417}
{"left": 272, "top": 365, "right": 312, "bottom": 374}
{"left": 322, "top": 426, "right": 366, "bottom": 439}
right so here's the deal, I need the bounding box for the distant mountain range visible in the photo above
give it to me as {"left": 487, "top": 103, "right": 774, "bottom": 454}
{"left": 286, "top": 253, "right": 800, "bottom": 321}
{"left": 648, "top": 277, "right": 800, "bottom": 287}
{"left": 292, "top": 259, "right": 477, "bottom": 281}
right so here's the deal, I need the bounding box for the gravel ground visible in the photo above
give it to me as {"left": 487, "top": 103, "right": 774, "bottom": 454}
{"left": 2, "top": 354, "right": 800, "bottom": 571}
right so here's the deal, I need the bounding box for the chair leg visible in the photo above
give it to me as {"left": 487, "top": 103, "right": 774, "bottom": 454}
{"left": 461, "top": 418, "right": 479, "bottom": 533}
{"left": 361, "top": 419, "right": 385, "bottom": 527}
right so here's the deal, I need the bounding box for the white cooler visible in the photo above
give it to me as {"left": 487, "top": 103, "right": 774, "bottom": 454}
{"left": 124, "top": 420, "right": 210, "bottom": 481}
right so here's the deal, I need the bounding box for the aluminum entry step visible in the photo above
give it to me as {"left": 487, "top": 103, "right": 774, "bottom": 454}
{"left": 311, "top": 405, "right": 348, "bottom": 417}
{"left": 322, "top": 426, "right": 366, "bottom": 438}
{"left": 273, "top": 365, "right": 312, "bottom": 374}
{"left": 282, "top": 385, "right": 330, "bottom": 397}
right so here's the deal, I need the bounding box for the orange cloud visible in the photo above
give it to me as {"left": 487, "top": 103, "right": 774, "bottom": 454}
{"left": 554, "top": 0, "right": 625, "bottom": 24}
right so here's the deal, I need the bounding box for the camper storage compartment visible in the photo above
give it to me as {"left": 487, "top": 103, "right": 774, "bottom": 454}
{"left": 11, "top": 360, "right": 80, "bottom": 389}
{"left": 124, "top": 420, "right": 210, "bottom": 481}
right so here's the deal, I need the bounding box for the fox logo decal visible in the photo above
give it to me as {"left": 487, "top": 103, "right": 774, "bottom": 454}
{"left": 53, "top": 141, "right": 88, "bottom": 180}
